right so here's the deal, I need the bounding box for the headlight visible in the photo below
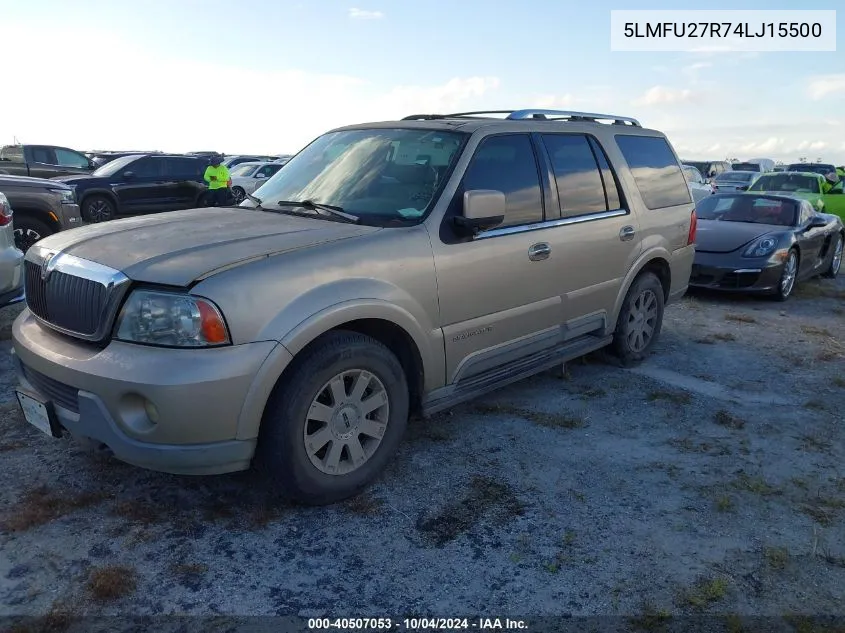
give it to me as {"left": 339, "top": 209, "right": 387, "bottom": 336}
{"left": 114, "top": 290, "right": 230, "bottom": 347}
{"left": 48, "top": 187, "right": 75, "bottom": 204}
{"left": 742, "top": 236, "right": 778, "bottom": 258}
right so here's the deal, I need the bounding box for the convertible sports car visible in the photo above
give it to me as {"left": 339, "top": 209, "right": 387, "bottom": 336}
{"left": 689, "top": 193, "right": 844, "bottom": 301}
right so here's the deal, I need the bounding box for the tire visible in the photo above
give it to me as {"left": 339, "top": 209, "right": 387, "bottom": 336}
{"left": 254, "top": 330, "right": 409, "bottom": 505}
{"left": 610, "top": 272, "right": 665, "bottom": 367}
{"left": 821, "top": 234, "right": 843, "bottom": 279}
{"left": 81, "top": 194, "right": 115, "bottom": 223}
{"left": 772, "top": 248, "right": 798, "bottom": 301}
{"left": 232, "top": 186, "right": 246, "bottom": 204}
{"left": 13, "top": 216, "right": 53, "bottom": 253}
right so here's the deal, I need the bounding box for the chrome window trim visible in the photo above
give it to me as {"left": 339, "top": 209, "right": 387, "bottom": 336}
{"left": 475, "top": 208, "right": 628, "bottom": 240}
{"left": 26, "top": 244, "right": 131, "bottom": 343}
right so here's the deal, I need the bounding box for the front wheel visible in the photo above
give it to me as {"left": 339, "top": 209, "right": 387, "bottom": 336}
{"left": 14, "top": 217, "right": 53, "bottom": 253}
{"left": 81, "top": 195, "right": 115, "bottom": 223}
{"left": 254, "top": 331, "right": 409, "bottom": 505}
{"left": 821, "top": 234, "right": 843, "bottom": 279}
{"left": 772, "top": 249, "right": 798, "bottom": 301}
{"left": 232, "top": 186, "right": 246, "bottom": 204}
{"left": 610, "top": 272, "right": 665, "bottom": 367}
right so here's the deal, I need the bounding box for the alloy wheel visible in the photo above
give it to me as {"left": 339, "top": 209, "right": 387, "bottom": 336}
{"left": 781, "top": 252, "right": 797, "bottom": 297}
{"left": 13, "top": 228, "right": 42, "bottom": 253}
{"left": 832, "top": 238, "right": 843, "bottom": 276}
{"left": 87, "top": 199, "right": 112, "bottom": 222}
{"left": 625, "top": 289, "right": 658, "bottom": 353}
{"left": 303, "top": 369, "right": 390, "bottom": 476}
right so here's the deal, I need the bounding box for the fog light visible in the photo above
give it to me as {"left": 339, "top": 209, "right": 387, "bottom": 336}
{"left": 144, "top": 400, "right": 160, "bottom": 424}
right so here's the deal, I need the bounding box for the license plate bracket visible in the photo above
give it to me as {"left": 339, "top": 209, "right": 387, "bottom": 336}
{"left": 15, "top": 389, "right": 61, "bottom": 438}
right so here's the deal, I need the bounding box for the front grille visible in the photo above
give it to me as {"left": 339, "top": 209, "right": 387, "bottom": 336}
{"left": 690, "top": 265, "right": 760, "bottom": 288}
{"left": 20, "top": 363, "right": 79, "bottom": 413}
{"left": 25, "top": 260, "right": 111, "bottom": 337}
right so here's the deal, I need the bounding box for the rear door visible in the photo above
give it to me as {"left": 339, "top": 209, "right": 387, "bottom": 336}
{"left": 164, "top": 157, "right": 206, "bottom": 208}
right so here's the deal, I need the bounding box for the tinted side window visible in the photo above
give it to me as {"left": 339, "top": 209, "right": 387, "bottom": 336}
{"left": 30, "top": 147, "right": 55, "bottom": 164}
{"left": 462, "top": 134, "right": 543, "bottom": 227}
{"left": 166, "top": 157, "right": 203, "bottom": 178}
{"left": 0, "top": 147, "right": 25, "bottom": 162}
{"left": 615, "top": 135, "right": 691, "bottom": 209}
{"left": 129, "top": 157, "right": 163, "bottom": 178}
{"left": 541, "top": 134, "right": 607, "bottom": 217}
{"left": 588, "top": 137, "right": 622, "bottom": 210}
{"left": 55, "top": 148, "right": 89, "bottom": 168}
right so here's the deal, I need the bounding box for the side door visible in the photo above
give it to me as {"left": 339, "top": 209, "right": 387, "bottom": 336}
{"left": 26, "top": 146, "right": 59, "bottom": 178}
{"left": 795, "top": 201, "right": 827, "bottom": 276}
{"left": 111, "top": 157, "right": 168, "bottom": 214}
{"left": 537, "top": 132, "right": 643, "bottom": 334}
{"left": 166, "top": 157, "right": 206, "bottom": 208}
{"left": 429, "top": 133, "right": 564, "bottom": 384}
{"left": 54, "top": 148, "right": 93, "bottom": 175}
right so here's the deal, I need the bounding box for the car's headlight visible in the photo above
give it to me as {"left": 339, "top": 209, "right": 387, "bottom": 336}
{"left": 742, "top": 236, "right": 778, "bottom": 258}
{"left": 48, "top": 187, "right": 75, "bottom": 204}
{"left": 114, "top": 290, "right": 230, "bottom": 347}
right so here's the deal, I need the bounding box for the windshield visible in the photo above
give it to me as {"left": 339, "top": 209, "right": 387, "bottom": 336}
{"left": 231, "top": 163, "right": 258, "bottom": 177}
{"left": 715, "top": 171, "right": 756, "bottom": 182}
{"left": 92, "top": 154, "right": 139, "bottom": 177}
{"left": 749, "top": 174, "right": 819, "bottom": 194}
{"left": 245, "top": 128, "right": 467, "bottom": 224}
{"left": 697, "top": 195, "right": 797, "bottom": 226}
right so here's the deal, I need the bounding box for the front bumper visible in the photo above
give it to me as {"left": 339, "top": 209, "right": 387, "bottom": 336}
{"left": 689, "top": 251, "right": 783, "bottom": 292}
{"left": 12, "top": 309, "right": 279, "bottom": 475}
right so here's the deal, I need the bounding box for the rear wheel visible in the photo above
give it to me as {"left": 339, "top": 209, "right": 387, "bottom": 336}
{"left": 13, "top": 217, "right": 53, "bottom": 253}
{"left": 254, "top": 331, "right": 409, "bottom": 505}
{"left": 81, "top": 195, "right": 115, "bottom": 223}
{"left": 610, "top": 272, "right": 665, "bottom": 367}
{"left": 821, "top": 234, "right": 843, "bottom": 279}
{"left": 772, "top": 249, "right": 798, "bottom": 301}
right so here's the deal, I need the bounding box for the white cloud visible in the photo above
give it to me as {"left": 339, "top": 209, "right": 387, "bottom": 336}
{"left": 808, "top": 74, "right": 845, "bottom": 100}
{"left": 348, "top": 7, "right": 384, "bottom": 20}
{"left": 0, "top": 27, "right": 501, "bottom": 155}
{"left": 682, "top": 62, "right": 712, "bottom": 77}
{"left": 633, "top": 86, "right": 695, "bottom": 106}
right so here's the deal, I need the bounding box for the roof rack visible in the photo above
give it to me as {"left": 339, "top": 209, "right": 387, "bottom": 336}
{"left": 402, "top": 109, "right": 641, "bottom": 127}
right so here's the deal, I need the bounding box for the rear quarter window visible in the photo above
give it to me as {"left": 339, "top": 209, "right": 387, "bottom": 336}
{"left": 614, "top": 135, "right": 691, "bottom": 210}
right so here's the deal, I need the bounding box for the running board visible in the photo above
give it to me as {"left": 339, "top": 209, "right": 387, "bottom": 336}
{"left": 420, "top": 334, "right": 613, "bottom": 417}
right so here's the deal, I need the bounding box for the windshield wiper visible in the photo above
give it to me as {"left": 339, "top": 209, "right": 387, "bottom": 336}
{"left": 276, "top": 199, "right": 360, "bottom": 224}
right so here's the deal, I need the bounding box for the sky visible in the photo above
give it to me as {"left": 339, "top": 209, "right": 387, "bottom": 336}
{"left": 2, "top": 0, "right": 843, "bottom": 164}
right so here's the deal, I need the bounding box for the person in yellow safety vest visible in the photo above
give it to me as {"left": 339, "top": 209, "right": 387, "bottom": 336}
{"left": 203, "top": 154, "right": 232, "bottom": 206}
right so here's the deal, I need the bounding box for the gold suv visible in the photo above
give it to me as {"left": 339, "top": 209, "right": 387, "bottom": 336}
{"left": 12, "top": 109, "right": 697, "bottom": 504}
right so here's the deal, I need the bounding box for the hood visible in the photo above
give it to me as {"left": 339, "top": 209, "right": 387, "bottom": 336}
{"left": 695, "top": 220, "right": 782, "bottom": 253}
{"left": 35, "top": 207, "right": 381, "bottom": 285}
{"left": 0, "top": 174, "right": 73, "bottom": 189}
{"left": 50, "top": 174, "right": 97, "bottom": 185}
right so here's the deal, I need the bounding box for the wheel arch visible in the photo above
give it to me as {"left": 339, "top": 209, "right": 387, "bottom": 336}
{"left": 78, "top": 188, "right": 120, "bottom": 214}
{"left": 11, "top": 204, "right": 61, "bottom": 233}
{"left": 608, "top": 249, "right": 672, "bottom": 335}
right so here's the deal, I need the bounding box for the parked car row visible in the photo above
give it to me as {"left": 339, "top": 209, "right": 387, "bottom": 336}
{"left": 7, "top": 107, "right": 843, "bottom": 507}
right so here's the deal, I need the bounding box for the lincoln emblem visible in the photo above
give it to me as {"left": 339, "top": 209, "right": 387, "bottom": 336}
{"left": 41, "top": 252, "right": 59, "bottom": 281}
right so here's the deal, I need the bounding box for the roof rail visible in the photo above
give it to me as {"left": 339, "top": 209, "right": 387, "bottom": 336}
{"left": 507, "top": 109, "right": 641, "bottom": 126}
{"left": 402, "top": 109, "right": 641, "bottom": 126}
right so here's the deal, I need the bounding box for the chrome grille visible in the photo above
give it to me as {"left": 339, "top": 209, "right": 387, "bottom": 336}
{"left": 23, "top": 245, "right": 130, "bottom": 343}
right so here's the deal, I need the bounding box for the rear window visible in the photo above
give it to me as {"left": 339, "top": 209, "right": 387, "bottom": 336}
{"left": 615, "top": 135, "right": 691, "bottom": 209}
{"left": 715, "top": 171, "right": 756, "bottom": 182}
{"left": 749, "top": 174, "right": 820, "bottom": 194}
{"left": 0, "top": 146, "right": 24, "bottom": 163}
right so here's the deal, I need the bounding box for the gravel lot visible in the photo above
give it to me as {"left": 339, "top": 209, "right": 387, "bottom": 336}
{"left": 0, "top": 276, "right": 843, "bottom": 628}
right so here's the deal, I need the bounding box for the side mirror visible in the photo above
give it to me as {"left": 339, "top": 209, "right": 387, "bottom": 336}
{"left": 454, "top": 189, "right": 506, "bottom": 233}
{"left": 123, "top": 171, "right": 135, "bottom": 179}
{"left": 810, "top": 216, "right": 828, "bottom": 228}
{"left": 255, "top": 173, "right": 267, "bottom": 179}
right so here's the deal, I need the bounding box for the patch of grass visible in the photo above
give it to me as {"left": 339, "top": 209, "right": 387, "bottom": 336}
{"left": 801, "top": 325, "right": 833, "bottom": 337}
{"left": 724, "top": 614, "right": 746, "bottom": 633}
{"left": 763, "top": 546, "right": 790, "bottom": 570}
{"left": 732, "top": 474, "right": 782, "bottom": 497}
{"left": 569, "top": 489, "right": 586, "bottom": 503}
{"left": 716, "top": 496, "right": 735, "bottom": 512}
{"left": 798, "top": 434, "right": 833, "bottom": 454}
{"left": 575, "top": 386, "right": 606, "bottom": 398}
{"left": 803, "top": 400, "right": 827, "bottom": 412}
{"left": 801, "top": 495, "right": 845, "bottom": 527}
{"left": 342, "top": 492, "right": 384, "bottom": 516}
{"left": 724, "top": 313, "right": 757, "bottom": 324}
{"left": 1, "top": 486, "right": 109, "bottom": 532}
{"left": 416, "top": 476, "right": 525, "bottom": 546}
{"left": 693, "top": 337, "right": 716, "bottom": 345}
{"left": 473, "top": 403, "right": 587, "bottom": 429}
{"left": 818, "top": 550, "right": 845, "bottom": 569}
{"left": 712, "top": 332, "right": 738, "bottom": 342}
{"left": 171, "top": 562, "right": 208, "bottom": 576}
{"left": 678, "top": 576, "right": 729, "bottom": 609}
{"left": 86, "top": 565, "right": 138, "bottom": 603}
{"left": 668, "top": 437, "right": 731, "bottom": 456}
{"left": 647, "top": 390, "right": 692, "bottom": 406}
{"left": 792, "top": 478, "right": 809, "bottom": 490}
{"left": 714, "top": 410, "right": 745, "bottom": 430}
{"left": 563, "top": 529, "right": 577, "bottom": 546}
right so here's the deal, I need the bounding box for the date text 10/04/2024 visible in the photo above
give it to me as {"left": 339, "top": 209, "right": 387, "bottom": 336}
{"left": 623, "top": 22, "right": 823, "bottom": 39}
{"left": 307, "top": 618, "right": 529, "bottom": 630}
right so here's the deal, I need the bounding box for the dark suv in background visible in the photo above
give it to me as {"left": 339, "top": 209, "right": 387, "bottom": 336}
{"left": 53, "top": 154, "right": 209, "bottom": 222}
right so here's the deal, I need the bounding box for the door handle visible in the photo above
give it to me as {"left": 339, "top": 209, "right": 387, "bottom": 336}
{"left": 619, "top": 225, "right": 636, "bottom": 241}
{"left": 528, "top": 242, "right": 551, "bottom": 261}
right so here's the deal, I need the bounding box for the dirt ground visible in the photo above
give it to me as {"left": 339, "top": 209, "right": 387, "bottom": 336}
{"left": 0, "top": 276, "right": 843, "bottom": 629}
